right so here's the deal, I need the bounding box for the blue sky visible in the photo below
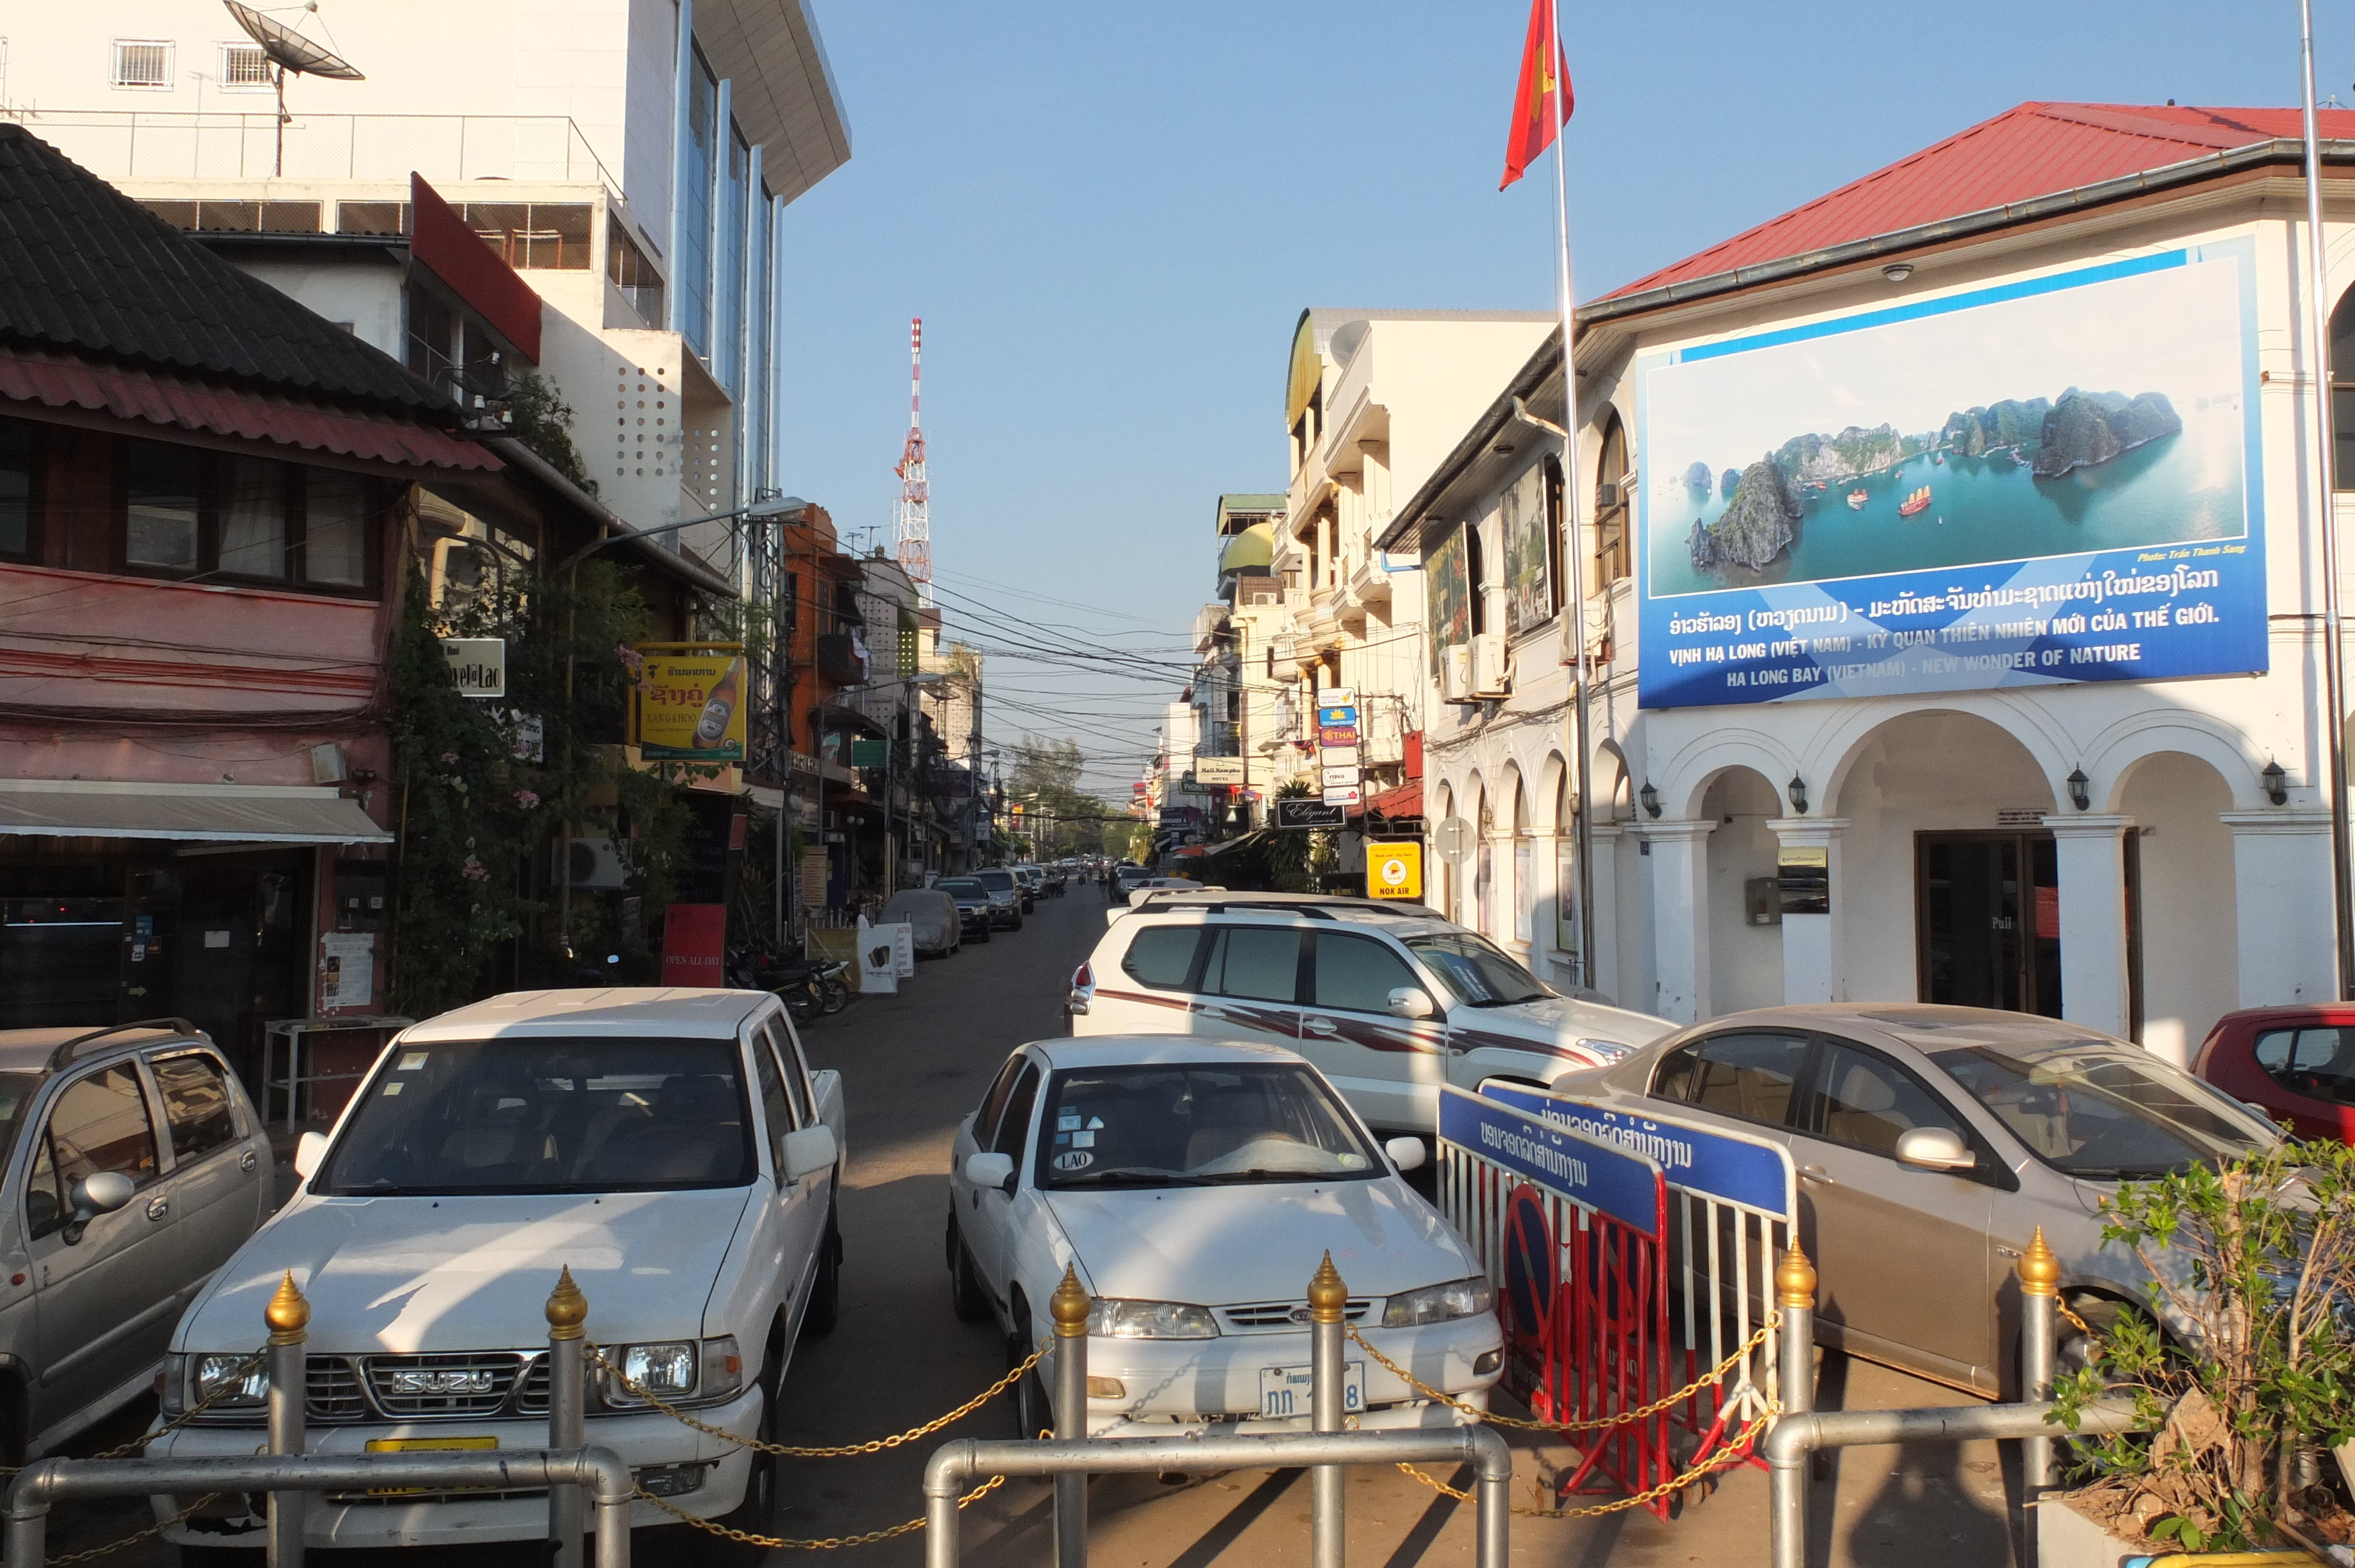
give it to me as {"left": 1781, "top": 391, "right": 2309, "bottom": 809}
{"left": 776, "top": 1, "right": 2347, "bottom": 801}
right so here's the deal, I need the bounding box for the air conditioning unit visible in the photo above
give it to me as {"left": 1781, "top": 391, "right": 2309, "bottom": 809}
{"left": 557, "top": 837, "right": 628, "bottom": 891}
{"left": 1471, "top": 632, "right": 1512, "bottom": 698}
{"left": 1441, "top": 645, "right": 1474, "bottom": 704}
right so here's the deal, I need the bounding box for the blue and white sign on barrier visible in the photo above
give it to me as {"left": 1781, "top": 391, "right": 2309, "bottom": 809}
{"left": 1439, "top": 1087, "right": 1661, "bottom": 1238}
{"left": 1481, "top": 1084, "right": 1790, "bottom": 1218}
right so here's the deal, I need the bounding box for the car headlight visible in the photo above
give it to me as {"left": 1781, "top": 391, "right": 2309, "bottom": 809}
{"left": 1087, "top": 1299, "right": 1220, "bottom": 1339}
{"left": 1573, "top": 1038, "right": 1635, "bottom": 1064}
{"left": 194, "top": 1351, "right": 267, "bottom": 1407}
{"left": 1381, "top": 1276, "right": 1496, "bottom": 1328}
{"left": 601, "top": 1337, "right": 744, "bottom": 1406}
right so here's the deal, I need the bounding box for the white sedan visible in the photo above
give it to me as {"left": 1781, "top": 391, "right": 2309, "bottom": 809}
{"left": 944, "top": 1036, "right": 1502, "bottom": 1437}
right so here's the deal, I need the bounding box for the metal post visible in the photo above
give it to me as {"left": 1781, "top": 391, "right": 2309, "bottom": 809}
{"left": 2018, "top": 1229, "right": 2059, "bottom": 1514}
{"left": 5, "top": 1486, "right": 48, "bottom": 1568}
{"left": 546, "top": 1267, "right": 589, "bottom": 1568}
{"left": 1768, "top": 1242, "right": 1816, "bottom": 1568}
{"left": 264, "top": 1271, "right": 309, "bottom": 1568}
{"left": 1050, "top": 1265, "right": 1090, "bottom": 1568}
{"left": 1308, "top": 1252, "right": 1347, "bottom": 1568}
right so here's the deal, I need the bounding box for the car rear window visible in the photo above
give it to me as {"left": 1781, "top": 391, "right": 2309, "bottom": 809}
{"left": 1120, "top": 926, "right": 1202, "bottom": 990}
{"left": 2253, "top": 1027, "right": 2355, "bottom": 1104}
{"left": 1203, "top": 927, "right": 1303, "bottom": 1004}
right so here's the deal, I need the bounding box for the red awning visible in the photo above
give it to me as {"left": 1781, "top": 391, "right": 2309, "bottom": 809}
{"left": 0, "top": 348, "right": 502, "bottom": 473}
{"left": 1355, "top": 778, "right": 1423, "bottom": 820}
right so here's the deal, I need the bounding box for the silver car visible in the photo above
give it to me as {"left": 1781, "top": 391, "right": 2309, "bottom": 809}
{"left": 1550, "top": 1004, "right": 2275, "bottom": 1398}
{"left": 0, "top": 1022, "right": 271, "bottom": 1461}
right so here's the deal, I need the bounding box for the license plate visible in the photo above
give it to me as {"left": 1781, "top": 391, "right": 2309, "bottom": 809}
{"left": 364, "top": 1435, "right": 498, "bottom": 1496}
{"left": 1257, "top": 1362, "right": 1364, "bottom": 1420}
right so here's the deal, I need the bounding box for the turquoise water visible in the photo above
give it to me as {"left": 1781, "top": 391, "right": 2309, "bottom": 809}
{"left": 1646, "top": 395, "right": 2247, "bottom": 598}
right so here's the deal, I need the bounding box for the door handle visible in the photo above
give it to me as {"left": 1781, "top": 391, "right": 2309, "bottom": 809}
{"left": 1799, "top": 1165, "right": 1835, "bottom": 1187}
{"left": 1196, "top": 1005, "right": 1227, "bottom": 1021}
{"left": 145, "top": 1195, "right": 170, "bottom": 1221}
{"left": 1302, "top": 1016, "right": 1338, "bottom": 1036}
{"left": 240, "top": 1148, "right": 258, "bottom": 1173}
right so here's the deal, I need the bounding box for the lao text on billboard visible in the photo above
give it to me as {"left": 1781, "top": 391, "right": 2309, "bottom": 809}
{"left": 1439, "top": 1086, "right": 1661, "bottom": 1237}
{"left": 1635, "top": 244, "right": 2264, "bottom": 709}
{"left": 636, "top": 648, "right": 747, "bottom": 762}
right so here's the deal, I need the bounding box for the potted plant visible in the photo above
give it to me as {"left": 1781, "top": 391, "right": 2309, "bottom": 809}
{"left": 2046, "top": 1140, "right": 2355, "bottom": 1561}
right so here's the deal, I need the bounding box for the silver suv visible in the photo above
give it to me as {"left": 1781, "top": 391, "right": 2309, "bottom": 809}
{"left": 0, "top": 1021, "right": 270, "bottom": 1462}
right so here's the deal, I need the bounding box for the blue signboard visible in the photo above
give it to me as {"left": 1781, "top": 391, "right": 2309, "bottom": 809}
{"left": 1636, "top": 242, "right": 2264, "bottom": 709}
{"left": 1439, "top": 1087, "right": 1660, "bottom": 1237}
{"left": 1316, "top": 705, "right": 1359, "bottom": 727}
{"left": 1481, "top": 1084, "right": 1790, "bottom": 1218}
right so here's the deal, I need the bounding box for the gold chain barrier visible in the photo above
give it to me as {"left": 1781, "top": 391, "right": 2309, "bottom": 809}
{"left": 1345, "top": 1315, "right": 1777, "bottom": 1433}
{"left": 1385, "top": 1407, "right": 1782, "bottom": 1519}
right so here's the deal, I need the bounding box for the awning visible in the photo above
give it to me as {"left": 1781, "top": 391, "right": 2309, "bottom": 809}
{"left": 0, "top": 779, "right": 392, "bottom": 844}
{"left": 1356, "top": 778, "right": 1424, "bottom": 820}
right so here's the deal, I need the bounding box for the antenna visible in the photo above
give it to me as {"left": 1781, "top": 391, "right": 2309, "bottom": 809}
{"left": 221, "top": 1, "right": 365, "bottom": 177}
{"left": 893, "top": 317, "right": 932, "bottom": 606}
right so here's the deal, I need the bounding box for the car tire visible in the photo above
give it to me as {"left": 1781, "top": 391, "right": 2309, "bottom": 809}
{"left": 1010, "top": 913, "right": 1023, "bottom": 932}
{"left": 975, "top": 925, "right": 991, "bottom": 944}
{"left": 949, "top": 1218, "right": 990, "bottom": 1323}
{"left": 802, "top": 1210, "right": 841, "bottom": 1337}
{"left": 1007, "top": 1306, "right": 1053, "bottom": 1440}
{"left": 699, "top": 1350, "right": 784, "bottom": 1566}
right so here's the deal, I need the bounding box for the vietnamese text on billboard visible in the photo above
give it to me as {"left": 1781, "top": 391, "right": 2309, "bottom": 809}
{"left": 1636, "top": 243, "right": 2264, "bottom": 709}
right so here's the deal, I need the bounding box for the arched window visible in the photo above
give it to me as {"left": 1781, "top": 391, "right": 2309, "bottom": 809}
{"left": 1594, "top": 413, "right": 1629, "bottom": 584}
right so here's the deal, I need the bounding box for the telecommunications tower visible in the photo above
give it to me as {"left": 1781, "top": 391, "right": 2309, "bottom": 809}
{"left": 893, "top": 317, "right": 931, "bottom": 604}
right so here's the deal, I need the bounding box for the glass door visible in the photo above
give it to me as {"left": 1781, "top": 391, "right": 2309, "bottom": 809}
{"left": 1916, "top": 832, "right": 2062, "bottom": 1018}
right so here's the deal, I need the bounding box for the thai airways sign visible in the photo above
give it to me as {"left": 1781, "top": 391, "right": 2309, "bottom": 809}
{"left": 1635, "top": 244, "right": 2266, "bottom": 709}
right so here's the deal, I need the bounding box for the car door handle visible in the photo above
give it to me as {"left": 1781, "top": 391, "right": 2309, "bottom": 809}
{"left": 1799, "top": 1165, "right": 1835, "bottom": 1187}
{"left": 240, "top": 1148, "right": 258, "bottom": 1172}
{"left": 145, "top": 1195, "right": 169, "bottom": 1221}
{"left": 1196, "top": 1005, "right": 1227, "bottom": 1021}
{"left": 1301, "top": 1015, "right": 1338, "bottom": 1036}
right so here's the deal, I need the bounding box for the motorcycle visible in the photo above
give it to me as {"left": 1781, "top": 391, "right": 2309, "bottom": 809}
{"left": 727, "top": 948, "right": 853, "bottom": 1022}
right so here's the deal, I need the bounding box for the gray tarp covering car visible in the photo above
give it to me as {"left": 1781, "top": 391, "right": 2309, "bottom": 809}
{"left": 882, "top": 888, "right": 961, "bottom": 956}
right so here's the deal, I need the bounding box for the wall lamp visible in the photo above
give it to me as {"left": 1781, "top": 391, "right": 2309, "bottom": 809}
{"left": 1882, "top": 263, "right": 1914, "bottom": 283}
{"left": 2263, "top": 759, "right": 2288, "bottom": 806}
{"left": 2066, "top": 768, "right": 2091, "bottom": 812}
{"left": 1786, "top": 775, "right": 1808, "bottom": 815}
{"left": 1639, "top": 781, "right": 1661, "bottom": 819}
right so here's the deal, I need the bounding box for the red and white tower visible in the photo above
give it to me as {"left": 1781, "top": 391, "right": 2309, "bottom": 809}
{"left": 893, "top": 317, "right": 931, "bottom": 603}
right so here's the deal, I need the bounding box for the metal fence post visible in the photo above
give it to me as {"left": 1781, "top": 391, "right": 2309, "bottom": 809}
{"left": 1768, "top": 1242, "right": 1816, "bottom": 1568}
{"left": 265, "top": 1271, "right": 310, "bottom": 1568}
{"left": 1050, "top": 1265, "right": 1090, "bottom": 1568}
{"left": 547, "top": 1267, "right": 589, "bottom": 1568}
{"left": 2018, "top": 1227, "right": 2059, "bottom": 1524}
{"left": 1308, "top": 1252, "right": 1347, "bottom": 1568}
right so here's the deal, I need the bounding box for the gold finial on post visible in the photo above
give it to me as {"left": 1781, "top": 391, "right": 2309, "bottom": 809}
{"left": 1307, "top": 1251, "right": 1349, "bottom": 1324}
{"left": 2018, "top": 1227, "right": 2059, "bottom": 1298}
{"left": 1775, "top": 1243, "right": 1817, "bottom": 1310}
{"left": 1050, "top": 1264, "right": 1092, "bottom": 1338}
{"left": 266, "top": 1270, "right": 311, "bottom": 1346}
{"left": 546, "top": 1265, "right": 589, "bottom": 1341}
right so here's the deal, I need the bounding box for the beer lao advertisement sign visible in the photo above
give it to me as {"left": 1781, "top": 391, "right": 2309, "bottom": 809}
{"left": 637, "top": 647, "right": 746, "bottom": 762}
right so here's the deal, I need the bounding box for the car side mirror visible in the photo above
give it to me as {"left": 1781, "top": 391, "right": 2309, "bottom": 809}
{"left": 293, "top": 1131, "right": 329, "bottom": 1180}
{"left": 964, "top": 1151, "right": 1017, "bottom": 1194}
{"left": 62, "top": 1171, "right": 134, "bottom": 1245}
{"left": 1387, "top": 987, "right": 1437, "bottom": 1020}
{"left": 781, "top": 1125, "right": 839, "bottom": 1185}
{"left": 1893, "top": 1127, "right": 1976, "bottom": 1172}
{"left": 1384, "top": 1136, "right": 1427, "bottom": 1173}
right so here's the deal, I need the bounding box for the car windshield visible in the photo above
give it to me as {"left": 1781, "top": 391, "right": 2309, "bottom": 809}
{"left": 937, "top": 879, "right": 984, "bottom": 897}
{"left": 1929, "top": 1041, "right": 2271, "bottom": 1180}
{"left": 976, "top": 871, "right": 1016, "bottom": 891}
{"left": 0, "top": 1072, "right": 38, "bottom": 1171}
{"left": 317, "top": 1036, "right": 753, "bottom": 1195}
{"left": 1036, "top": 1064, "right": 1381, "bottom": 1190}
{"left": 1402, "top": 932, "right": 1553, "bottom": 1006}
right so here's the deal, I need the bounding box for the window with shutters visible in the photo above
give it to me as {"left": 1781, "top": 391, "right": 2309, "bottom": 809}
{"left": 111, "top": 41, "right": 173, "bottom": 89}
{"left": 219, "top": 42, "right": 271, "bottom": 90}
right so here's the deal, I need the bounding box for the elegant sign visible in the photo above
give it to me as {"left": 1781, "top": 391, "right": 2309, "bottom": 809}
{"left": 1637, "top": 244, "right": 2265, "bottom": 709}
{"left": 1274, "top": 799, "right": 1346, "bottom": 830}
{"left": 638, "top": 652, "right": 747, "bottom": 762}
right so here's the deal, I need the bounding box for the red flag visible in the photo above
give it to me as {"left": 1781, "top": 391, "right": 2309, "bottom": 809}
{"left": 1500, "top": 0, "right": 1573, "bottom": 190}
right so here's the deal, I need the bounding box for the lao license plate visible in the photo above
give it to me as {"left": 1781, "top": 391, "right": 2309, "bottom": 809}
{"left": 364, "top": 1434, "right": 498, "bottom": 1495}
{"left": 1257, "top": 1362, "right": 1364, "bottom": 1420}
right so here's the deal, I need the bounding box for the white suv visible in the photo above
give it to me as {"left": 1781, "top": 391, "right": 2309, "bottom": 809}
{"left": 1069, "top": 893, "right": 1673, "bottom": 1134}
{"left": 150, "top": 988, "right": 844, "bottom": 1562}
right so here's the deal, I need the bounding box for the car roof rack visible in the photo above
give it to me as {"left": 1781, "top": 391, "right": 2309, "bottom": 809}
{"left": 1128, "top": 895, "right": 1430, "bottom": 921}
{"left": 49, "top": 1017, "right": 200, "bottom": 1070}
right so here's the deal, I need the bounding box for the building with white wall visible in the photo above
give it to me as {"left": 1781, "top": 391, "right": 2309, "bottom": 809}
{"left": 1382, "top": 101, "right": 2355, "bottom": 1061}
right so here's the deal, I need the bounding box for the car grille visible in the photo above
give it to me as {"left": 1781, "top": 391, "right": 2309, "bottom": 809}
{"left": 306, "top": 1357, "right": 367, "bottom": 1422}
{"left": 363, "top": 1353, "right": 526, "bottom": 1418}
{"left": 1218, "top": 1298, "right": 1373, "bottom": 1333}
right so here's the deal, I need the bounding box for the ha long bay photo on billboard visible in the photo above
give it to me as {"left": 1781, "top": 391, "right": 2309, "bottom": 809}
{"left": 1640, "top": 252, "right": 2251, "bottom": 599}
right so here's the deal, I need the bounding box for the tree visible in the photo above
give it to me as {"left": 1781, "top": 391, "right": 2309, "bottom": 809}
{"left": 1006, "top": 739, "right": 1111, "bottom": 857}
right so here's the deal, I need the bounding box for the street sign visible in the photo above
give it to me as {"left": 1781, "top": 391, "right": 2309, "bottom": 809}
{"left": 1317, "top": 705, "right": 1359, "bottom": 729}
{"left": 1366, "top": 841, "right": 1422, "bottom": 900}
{"left": 1320, "top": 764, "right": 1361, "bottom": 788}
{"left": 849, "top": 738, "right": 888, "bottom": 768}
{"left": 440, "top": 637, "right": 506, "bottom": 699}
{"left": 1434, "top": 816, "right": 1476, "bottom": 864}
{"left": 1319, "top": 746, "right": 1361, "bottom": 769}
{"left": 1273, "top": 799, "right": 1346, "bottom": 830}
{"left": 1317, "top": 725, "right": 1360, "bottom": 749}
{"left": 1322, "top": 785, "right": 1363, "bottom": 807}
{"left": 1320, "top": 687, "right": 1356, "bottom": 707}
{"left": 1192, "top": 756, "right": 1246, "bottom": 785}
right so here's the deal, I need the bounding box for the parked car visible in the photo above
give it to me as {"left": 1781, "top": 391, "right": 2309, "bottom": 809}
{"left": 1069, "top": 892, "right": 1671, "bottom": 1135}
{"left": 1550, "top": 1003, "right": 2278, "bottom": 1397}
{"left": 881, "top": 887, "right": 961, "bottom": 958}
{"left": 151, "top": 988, "right": 845, "bottom": 1560}
{"left": 945, "top": 1036, "right": 1501, "bottom": 1437}
{"left": 936, "top": 878, "right": 995, "bottom": 944}
{"left": 1110, "top": 865, "right": 1155, "bottom": 901}
{"left": 1010, "top": 866, "right": 1042, "bottom": 911}
{"left": 0, "top": 1022, "right": 269, "bottom": 1465}
{"left": 2194, "top": 1005, "right": 2355, "bottom": 1142}
{"left": 970, "top": 869, "right": 1026, "bottom": 931}
{"left": 1111, "top": 878, "right": 1208, "bottom": 913}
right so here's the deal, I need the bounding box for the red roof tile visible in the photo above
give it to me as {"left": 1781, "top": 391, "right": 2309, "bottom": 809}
{"left": 1603, "top": 103, "right": 2355, "bottom": 301}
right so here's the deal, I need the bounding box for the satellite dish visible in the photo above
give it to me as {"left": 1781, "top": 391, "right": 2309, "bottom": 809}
{"left": 222, "top": 1, "right": 365, "bottom": 80}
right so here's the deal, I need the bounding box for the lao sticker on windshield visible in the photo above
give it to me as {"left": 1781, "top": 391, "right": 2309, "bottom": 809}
{"left": 1052, "top": 1150, "right": 1093, "bottom": 1172}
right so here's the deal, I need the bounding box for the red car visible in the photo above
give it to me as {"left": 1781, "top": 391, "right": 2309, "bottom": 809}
{"left": 2193, "top": 1005, "right": 2355, "bottom": 1143}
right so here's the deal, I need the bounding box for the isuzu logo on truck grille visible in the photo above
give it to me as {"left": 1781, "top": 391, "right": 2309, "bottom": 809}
{"left": 386, "top": 1369, "right": 497, "bottom": 1394}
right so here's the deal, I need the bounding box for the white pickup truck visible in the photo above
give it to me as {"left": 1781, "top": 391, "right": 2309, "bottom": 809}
{"left": 149, "top": 988, "right": 844, "bottom": 1564}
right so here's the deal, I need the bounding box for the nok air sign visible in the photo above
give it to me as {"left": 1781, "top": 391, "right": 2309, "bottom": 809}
{"left": 638, "top": 649, "right": 747, "bottom": 762}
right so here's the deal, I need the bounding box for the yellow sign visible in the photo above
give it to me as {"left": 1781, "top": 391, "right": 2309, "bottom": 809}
{"left": 1366, "top": 841, "right": 1423, "bottom": 901}
{"left": 638, "top": 651, "right": 746, "bottom": 762}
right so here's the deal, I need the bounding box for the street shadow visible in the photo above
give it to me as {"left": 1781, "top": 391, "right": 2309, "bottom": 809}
{"left": 1160, "top": 1467, "right": 1303, "bottom": 1568}
{"left": 1806, "top": 1348, "right": 2018, "bottom": 1568}
{"left": 1374, "top": 1463, "right": 1465, "bottom": 1568}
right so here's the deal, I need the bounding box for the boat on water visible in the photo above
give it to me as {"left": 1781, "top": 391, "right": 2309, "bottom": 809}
{"left": 1898, "top": 486, "right": 1932, "bottom": 518}
{"left": 1933, "top": 452, "right": 1944, "bottom": 464}
{"left": 1846, "top": 489, "right": 1868, "bottom": 510}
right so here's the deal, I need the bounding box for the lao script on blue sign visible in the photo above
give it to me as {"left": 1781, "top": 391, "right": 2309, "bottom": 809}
{"left": 1439, "top": 1087, "right": 1661, "bottom": 1238}
{"left": 1635, "top": 244, "right": 2265, "bottom": 709}
{"left": 1481, "top": 1084, "right": 1792, "bottom": 1220}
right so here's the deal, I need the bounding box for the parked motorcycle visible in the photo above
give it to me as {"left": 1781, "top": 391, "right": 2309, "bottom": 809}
{"left": 726, "top": 947, "right": 852, "bottom": 1021}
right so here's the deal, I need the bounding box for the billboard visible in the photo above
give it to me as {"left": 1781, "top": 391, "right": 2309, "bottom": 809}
{"left": 1427, "top": 526, "right": 1472, "bottom": 676}
{"left": 1636, "top": 244, "right": 2263, "bottom": 709}
{"left": 638, "top": 652, "right": 747, "bottom": 762}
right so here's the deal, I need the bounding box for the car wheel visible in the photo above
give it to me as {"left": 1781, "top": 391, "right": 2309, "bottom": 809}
{"left": 948, "top": 1217, "right": 991, "bottom": 1323}
{"left": 802, "top": 1210, "right": 841, "bottom": 1337}
{"left": 1007, "top": 1311, "right": 1053, "bottom": 1440}
{"left": 1010, "top": 913, "right": 1023, "bottom": 931}
{"left": 701, "top": 1350, "right": 784, "bottom": 1564}
{"left": 976, "top": 925, "right": 991, "bottom": 943}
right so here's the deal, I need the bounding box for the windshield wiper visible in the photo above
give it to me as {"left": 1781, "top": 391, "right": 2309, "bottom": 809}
{"left": 1053, "top": 1170, "right": 1212, "bottom": 1187}
{"left": 1464, "top": 994, "right": 1550, "bottom": 1008}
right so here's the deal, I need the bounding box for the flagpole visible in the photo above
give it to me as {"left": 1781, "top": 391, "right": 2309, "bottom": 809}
{"left": 1547, "top": 0, "right": 1598, "bottom": 991}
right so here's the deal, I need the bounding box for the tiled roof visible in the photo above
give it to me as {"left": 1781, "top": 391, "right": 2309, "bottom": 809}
{"left": 0, "top": 125, "right": 451, "bottom": 417}
{"left": 1604, "top": 103, "right": 2355, "bottom": 301}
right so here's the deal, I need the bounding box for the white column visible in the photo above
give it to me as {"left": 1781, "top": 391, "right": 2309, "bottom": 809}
{"left": 1641, "top": 819, "right": 1716, "bottom": 1025}
{"left": 2221, "top": 810, "right": 2337, "bottom": 1006}
{"left": 1767, "top": 817, "right": 1847, "bottom": 1005}
{"left": 2043, "top": 814, "right": 2134, "bottom": 1038}
{"left": 1588, "top": 822, "right": 1622, "bottom": 1003}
